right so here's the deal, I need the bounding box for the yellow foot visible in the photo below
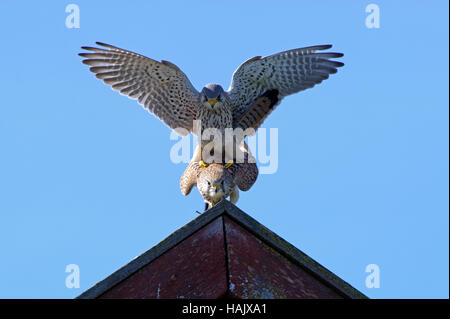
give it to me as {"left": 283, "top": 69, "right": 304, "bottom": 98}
{"left": 225, "top": 160, "right": 234, "bottom": 169}
{"left": 205, "top": 202, "right": 214, "bottom": 211}
{"left": 199, "top": 160, "right": 208, "bottom": 168}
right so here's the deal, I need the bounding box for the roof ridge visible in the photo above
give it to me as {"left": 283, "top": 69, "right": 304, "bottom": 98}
{"left": 77, "top": 200, "right": 367, "bottom": 299}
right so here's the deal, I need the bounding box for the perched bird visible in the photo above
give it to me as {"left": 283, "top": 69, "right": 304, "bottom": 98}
{"left": 180, "top": 160, "right": 258, "bottom": 211}
{"left": 79, "top": 42, "right": 344, "bottom": 167}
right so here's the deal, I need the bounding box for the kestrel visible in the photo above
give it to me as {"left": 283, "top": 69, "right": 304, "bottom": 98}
{"left": 180, "top": 159, "right": 258, "bottom": 210}
{"left": 79, "top": 42, "right": 344, "bottom": 167}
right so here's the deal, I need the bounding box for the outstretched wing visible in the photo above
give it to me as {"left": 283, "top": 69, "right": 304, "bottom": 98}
{"left": 79, "top": 42, "right": 200, "bottom": 135}
{"left": 180, "top": 162, "right": 202, "bottom": 196}
{"left": 228, "top": 45, "right": 344, "bottom": 129}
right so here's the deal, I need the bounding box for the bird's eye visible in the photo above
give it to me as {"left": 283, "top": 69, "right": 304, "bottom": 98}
{"left": 217, "top": 94, "right": 221, "bottom": 101}
{"left": 207, "top": 181, "right": 211, "bottom": 186}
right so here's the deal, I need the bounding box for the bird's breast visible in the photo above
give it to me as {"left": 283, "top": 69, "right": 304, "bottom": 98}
{"left": 197, "top": 107, "right": 233, "bottom": 135}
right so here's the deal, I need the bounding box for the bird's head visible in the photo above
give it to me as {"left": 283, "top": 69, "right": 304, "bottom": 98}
{"left": 198, "top": 164, "right": 234, "bottom": 202}
{"left": 201, "top": 83, "right": 226, "bottom": 111}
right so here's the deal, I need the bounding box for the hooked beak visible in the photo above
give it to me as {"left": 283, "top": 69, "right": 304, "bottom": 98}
{"left": 207, "top": 99, "right": 218, "bottom": 107}
{"left": 212, "top": 184, "right": 222, "bottom": 193}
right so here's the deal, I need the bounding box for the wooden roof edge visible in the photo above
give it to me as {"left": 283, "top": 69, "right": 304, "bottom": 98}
{"left": 76, "top": 200, "right": 367, "bottom": 299}
{"left": 76, "top": 202, "right": 227, "bottom": 299}
{"left": 221, "top": 201, "right": 368, "bottom": 299}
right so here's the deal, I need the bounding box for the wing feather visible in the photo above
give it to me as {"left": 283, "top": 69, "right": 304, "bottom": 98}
{"left": 228, "top": 45, "right": 344, "bottom": 129}
{"left": 228, "top": 160, "right": 258, "bottom": 191}
{"left": 79, "top": 42, "right": 199, "bottom": 135}
{"left": 180, "top": 162, "right": 202, "bottom": 196}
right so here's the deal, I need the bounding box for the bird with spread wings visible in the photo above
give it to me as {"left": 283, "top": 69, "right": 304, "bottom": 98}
{"left": 79, "top": 42, "right": 344, "bottom": 169}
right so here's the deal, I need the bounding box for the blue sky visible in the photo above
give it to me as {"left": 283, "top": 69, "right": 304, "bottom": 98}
{"left": 0, "top": 1, "right": 448, "bottom": 299}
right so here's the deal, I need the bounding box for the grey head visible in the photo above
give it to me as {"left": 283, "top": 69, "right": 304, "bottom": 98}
{"left": 200, "top": 83, "right": 226, "bottom": 109}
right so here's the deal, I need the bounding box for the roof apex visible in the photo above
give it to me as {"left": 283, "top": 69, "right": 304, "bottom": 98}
{"left": 77, "top": 200, "right": 367, "bottom": 299}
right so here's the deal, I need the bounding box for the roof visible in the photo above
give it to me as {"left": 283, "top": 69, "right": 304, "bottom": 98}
{"left": 77, "top": 200, "right": 367, "bottom": 299}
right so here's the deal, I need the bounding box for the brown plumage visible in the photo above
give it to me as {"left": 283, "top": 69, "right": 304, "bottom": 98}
{"left": 180, "top": 161, "right": 258, "bottom": 209}
{"left": 79, "top": 42, "right": 343, "bottom": 142}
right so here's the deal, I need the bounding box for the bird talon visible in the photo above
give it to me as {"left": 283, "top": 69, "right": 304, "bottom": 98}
{"left": 225, "top": 160, "right": 234, "bottom": 169}
{"left": 199, "top": 160, "right": 208, "bottom": 168}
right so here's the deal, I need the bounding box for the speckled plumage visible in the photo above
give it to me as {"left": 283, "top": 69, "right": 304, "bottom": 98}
{"left": 228, "top": 45, "right": 344, "bottom": 127}
{"left": 79, "top": 43, "right": 343, "bottom": 139}
{"left": 180, "top": 160, "right": 258, "bottom": 209}
{"left": 80, "top": 42, "right": 343, "bottom": 206}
